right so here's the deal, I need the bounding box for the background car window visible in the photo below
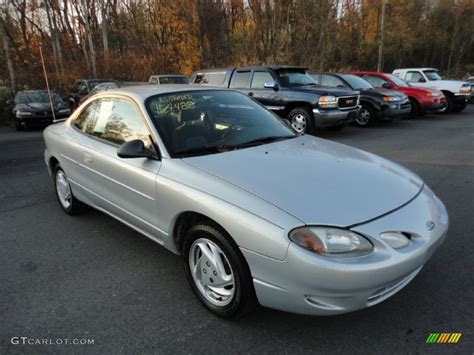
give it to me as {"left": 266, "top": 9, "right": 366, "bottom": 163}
{"left": 230, "top": 71, "right": 251, "bottom": 88}
{"left": 363, "top": 75, "right": 388, "bottom": 87}
{"left": 310, "top": 74, "right": 322, "bottom": 84}
{"left": 159, "top": 76, "right": 190, "bottom": 84}
{"left": 405, "top": 71, "right": 423, "bottom": 82}
{"left": 251, "top": 71, "right": 273, "bottom": 89}
{"left": 150, "top": 77, "right": 158, "bottom": 84}
{"left": 321, "top": 75, "right": 346, "bottom": 88}
{"left": 193, "top": 72, "right": 226, "bottom": 85}
{"left": 73, "top": 101, "right": 100, "bottom": 134}
{"left": 91, "top": 98, "right": 150, "bottom": 146}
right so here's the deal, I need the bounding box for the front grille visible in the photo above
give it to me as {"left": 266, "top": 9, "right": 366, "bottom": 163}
{"left": 337, "top": 96, "right": 358, "bottom": 109}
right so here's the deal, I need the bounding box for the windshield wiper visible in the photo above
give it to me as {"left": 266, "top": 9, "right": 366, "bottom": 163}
{"left": 174, "top": 145, "right": 225, "bottom": 156}
{"left": 175, "top": 136, "right": 296, "bottom": 156}
{"left": 230, "top": 135, "right": 296, "bottom": 148}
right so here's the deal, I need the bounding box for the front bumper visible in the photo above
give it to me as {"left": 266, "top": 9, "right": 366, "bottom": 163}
{"left": 242, "top": 185, "right": 448, "bottom": 315}
{"left": 453, "top": 93, "right": 470, "bottom": 104}
{"left": 379, "top": 100, "right": 411, "bottom": 120}
{"left": 312, "top": 107, "right": 358, "bottom": 127}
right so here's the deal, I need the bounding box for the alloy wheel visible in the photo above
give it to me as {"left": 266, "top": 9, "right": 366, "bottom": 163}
{"left": 55, "top": 170, "right": 72, "bottom": 209}
{"left": 356, "top": 108, "right": 371, "bottom": 126}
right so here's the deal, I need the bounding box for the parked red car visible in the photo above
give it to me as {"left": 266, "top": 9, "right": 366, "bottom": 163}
{"left": 348, "top": 71, "right": 446, "bottom": 116}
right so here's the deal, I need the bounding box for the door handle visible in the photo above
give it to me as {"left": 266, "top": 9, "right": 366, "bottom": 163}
{"left": 248, "top": 92, "right": 254, "bottom": 97}
{"left": 83, "top": 151, "right": 93, "bottom": 164}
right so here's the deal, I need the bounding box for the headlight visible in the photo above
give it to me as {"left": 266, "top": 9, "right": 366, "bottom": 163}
{"left": 16, "top": 111, "right": 33, "bottom": 118}
{"left": 289, "top": 226, "right": 373, "bottom": 257}
{"left": 426, "top": 91, "right": 441, "bottom": 97}
{"left": 459, "top": 86, "right": 470, "bottom": 94}
{"left": 318, "top": 96, "right": 337, "bottom": 108}
{"left": 383, "top": 96, "right": 401, "bottom": 102}
{"left": 380, "top": 232, "right": 410, "bottom": 249}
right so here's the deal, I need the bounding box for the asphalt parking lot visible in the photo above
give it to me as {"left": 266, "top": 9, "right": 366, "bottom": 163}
{"left": 0, "top": 107, "right": 473, "bottom": 354}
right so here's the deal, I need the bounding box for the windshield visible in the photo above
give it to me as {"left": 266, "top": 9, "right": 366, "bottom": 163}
{"left": 146, "top": 90, "right": 296, "bottom": 157}
{"left": 159, "top": 76, "right": 190, "bottom": 84}
{"left": 16, "top": 91, "right": 62, "bottom": 104}
{"left": 386, "top": 74, "right": 409, "bottom": 87}
{"left": 338, "top": 74, "right": 373, "bottom": 90}
{"left": 276, "top": 69, "right": 317, "bottom": 87}
{"left": 423, "top": 70, "right": 442, "bottom": 81}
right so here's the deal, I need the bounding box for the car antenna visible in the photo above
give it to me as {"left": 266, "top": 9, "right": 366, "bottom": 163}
{"left": 39, "top": 45, "right": 58, "bottom": 123}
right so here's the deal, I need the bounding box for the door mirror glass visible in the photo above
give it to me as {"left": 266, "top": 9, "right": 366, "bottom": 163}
{"left": 263, "top": 80, "right": 278, "bottom": 89}
{"left": 418, "top": 77, "right": 426, "bottom": 83}
{"left": 382, "top": 82, "right": 392, "bottom": 89}
{"left": 117, "top": 139, "right": 154, "bottom": 159}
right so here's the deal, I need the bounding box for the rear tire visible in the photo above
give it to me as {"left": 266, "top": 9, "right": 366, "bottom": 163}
{"left": 287, "top": 107, "right": 314, "bottom": 134}
{"left": 183, "top": 222, "right": 257, "bottom": 318}
{"left": 53, "top": 165, "right": 87, "bottom": 215}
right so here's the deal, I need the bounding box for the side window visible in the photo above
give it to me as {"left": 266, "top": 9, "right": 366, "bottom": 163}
{"left": 193, "top": 72, "right": 226, "bottom": 86}
{"left": 251, "top": 71, "right": 273, "bottom": 89}
{"left": 405, "top": 71, "right": 423, "bottom": 83}
{"left": 364, "top": 75, "right": 388, "bottom": 88}
{"left": 311, "top": 74, "right": 322, "bottom": 84}
{"left": 321, "top": 75, "right": 346, "bottom": 88}
{"left": 91, "top": 98, "right": 151, "bottom": 146}
{"left": 73, "top": 100, "right": 100, "bottom": 134}
{"left": 150, "top": 77, "right": 158, "bottom": 84}
{"left": 230, "top": 71, "right": 251, "bottom": 88}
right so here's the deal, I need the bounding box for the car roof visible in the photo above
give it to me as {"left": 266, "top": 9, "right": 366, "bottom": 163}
{"left": 149, "top": 74, "right": 188, "bottom": 78}
{"left": 17, "top": 90, "right": 58, "bottom": 94}
{"left": 393, "top": 68, "right": 437, "bottom": 72}
{"left": 193, "top": 66, "right": 308, "bottom": 73}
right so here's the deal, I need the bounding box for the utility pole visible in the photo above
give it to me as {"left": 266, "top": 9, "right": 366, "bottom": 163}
{"left": 377, "top": 0, "right": 386, "bottom": 72}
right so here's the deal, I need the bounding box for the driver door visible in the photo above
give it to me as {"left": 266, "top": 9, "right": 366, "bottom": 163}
{"left": 81, "top": 96, "right": 163, "bottom": 239}
{"left": 248, "top": 70, "right": 283, "bottom": 113}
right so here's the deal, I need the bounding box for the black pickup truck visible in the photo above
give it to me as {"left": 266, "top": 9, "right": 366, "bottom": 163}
{"left": 190, "top": 66, "right": 360, "bottom": 133}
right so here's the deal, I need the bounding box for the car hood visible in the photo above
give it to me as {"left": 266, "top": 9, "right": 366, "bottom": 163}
{"left": 182, "top": 135, "right": 423, "bottom": 226}
{"left": 361, "top": 88, "right": 406, "bottom": 98}
{"left": 290, "top": 86, "right": 359, "bottom": 96}
{"left": 14, "top": 102, "right": 67, "bottom": 112}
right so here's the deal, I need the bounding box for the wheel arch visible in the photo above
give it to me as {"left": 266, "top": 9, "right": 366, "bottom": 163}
{"left": 283, "top": 101, "right": 314, "bottom": 117}
{"left": 172, "top": 211, "right": 231, "bottom": 254}
{"left": 48, "top": 156, "right": 60, "bottom": 175}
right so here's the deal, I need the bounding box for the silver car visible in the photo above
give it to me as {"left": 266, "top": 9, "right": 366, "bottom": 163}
{"left": 43, "top": 86, "right": 448, "bottom": 318}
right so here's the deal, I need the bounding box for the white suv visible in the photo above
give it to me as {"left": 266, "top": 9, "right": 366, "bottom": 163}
{"left": 392, "top": 68, "right": 470, "bottom": 113}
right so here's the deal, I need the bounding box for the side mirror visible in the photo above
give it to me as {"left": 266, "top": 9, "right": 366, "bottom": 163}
{"left": 117, "top": 139, "right": 155, "bottom": 159}
{"left": 418, "top": 77, "right": 426, "bottom": 83}
{"left": 264, "top": 80, "right": 278, "bottom": 90}
{"left": 382, "top": 82, "right": 392, "bottom": 89}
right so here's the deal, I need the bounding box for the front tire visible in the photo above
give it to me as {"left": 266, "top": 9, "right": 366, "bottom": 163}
{"left": 452, "top": 102, "right": 467, "bottom": 113}
{"left": 287, "top": 107, "right": 314, "bottom": 134}
{"left": 355, "top": 104, "right": 377, "bottom": 127}
{"left": 438, "top": 95, "right": 453, "bottom": 114}
{"left": 53, "top": 165, "right": 86, "bottom": 215}
{"left": 409, "top": 98, "right": 420, "bottom": 118}
{"left": 183, "top": 222, "right": 256, "bottom": 318}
